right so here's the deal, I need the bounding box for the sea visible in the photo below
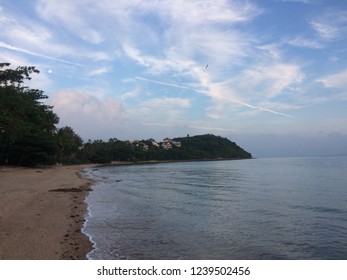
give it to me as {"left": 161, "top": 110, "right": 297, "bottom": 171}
{"left": 82, "top": 157, "right": 347, "bottom": 260}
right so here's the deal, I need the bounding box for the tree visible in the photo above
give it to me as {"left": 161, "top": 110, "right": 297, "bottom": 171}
{"left": 0, "top": 63, "right": 39, "bottom": 87}
{"left": 56, "top": 126, "right": 83, "bottom": 164}
{"left": 0, "top": 63, "right": 59, "bottom": 166}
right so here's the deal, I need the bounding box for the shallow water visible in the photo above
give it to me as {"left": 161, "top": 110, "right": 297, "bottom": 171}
{"left": 83, "top": 157, "right": 347, "bottom": 259}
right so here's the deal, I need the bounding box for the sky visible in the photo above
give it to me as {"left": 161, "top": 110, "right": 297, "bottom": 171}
{"left": 1, "top": 0, "right": 347, "bottom": 157}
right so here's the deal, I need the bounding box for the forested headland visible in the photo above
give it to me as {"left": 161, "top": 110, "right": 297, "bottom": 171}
{"left": 0, "top": 63, "right": 252, "bottom": 166}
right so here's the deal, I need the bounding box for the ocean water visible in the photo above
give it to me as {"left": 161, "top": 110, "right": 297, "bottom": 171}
{"left": 83, "top": 157, "right": 347, "bottom": 260}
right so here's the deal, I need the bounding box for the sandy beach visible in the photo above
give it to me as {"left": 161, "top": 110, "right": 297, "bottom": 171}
{"left": 0, "top": 165, "right": 96, "bottom": 260}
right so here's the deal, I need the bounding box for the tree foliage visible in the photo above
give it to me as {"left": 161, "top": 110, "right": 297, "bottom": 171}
{"left": 79, "top": 138, "right": 147, "bottom": 163}
{"left": 0, "top": 63, "right": 59, "bottom": 166}
{"left": 172, "top": 134, "right": 252, "bottom": 160}
{"left": 56, "top": 126, "right": 83, "bottom": 164}
{"left": 77, "top": 134, "right": 252, "bottom": 163}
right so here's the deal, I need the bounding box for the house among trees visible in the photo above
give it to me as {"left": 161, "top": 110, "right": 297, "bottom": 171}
{"left": 161, "top": 141, "right": 173, "bottom": 150}
{"left": 172, "top": 141, "right": 182, "bottom": 148}
{"left": 161, "top": 138, "right": 182, "bottom": 150}
{"left": 138, "top": 142, "right": 149, "bottom": 151}
{"left": 149, "top": 138, "right": 160, "bottom": 148}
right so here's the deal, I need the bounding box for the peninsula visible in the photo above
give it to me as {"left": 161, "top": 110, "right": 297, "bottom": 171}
{"left": 81, "top": 134, "right": 252, "bottom": 164}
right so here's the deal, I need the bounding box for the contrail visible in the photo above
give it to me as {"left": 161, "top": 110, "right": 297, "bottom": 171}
{"left": 135, "top": 75, "right": 294, "bottom": 118}
{"left": 135, "top": 76, "right": 191, "bottom": 90}
{"left": 0, "top": 41, "right": 83, "bottom": 67}
{"left": 234, "top": 100, "right": 295, "bottom": 118}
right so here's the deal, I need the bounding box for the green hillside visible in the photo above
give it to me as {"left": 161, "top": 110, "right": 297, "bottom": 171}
{"left": 172, "top": 134, "right": 252, "bottom": 160}
{"left": 81, "top": 134, "right": 252, "bottom": 163}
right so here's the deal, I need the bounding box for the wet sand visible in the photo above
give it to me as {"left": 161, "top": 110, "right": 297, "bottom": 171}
{"left": 0, "top": 165, "right": 96, "bottom": 260}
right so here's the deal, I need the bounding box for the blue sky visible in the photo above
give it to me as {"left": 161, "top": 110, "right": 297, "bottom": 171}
{"left": 1, "top": 0, "right": 347, "bottom": 157}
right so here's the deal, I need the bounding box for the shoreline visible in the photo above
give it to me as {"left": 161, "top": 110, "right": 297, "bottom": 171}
{"left": 0, "top": 164, "right": 97, "bottom": 260}
{"left": 107, "top": 157, "right": 252, "bottom": 166}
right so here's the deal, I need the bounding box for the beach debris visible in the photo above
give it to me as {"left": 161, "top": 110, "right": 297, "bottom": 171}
{"left": 49, "top": 187, "right": 88, "bottom": 192}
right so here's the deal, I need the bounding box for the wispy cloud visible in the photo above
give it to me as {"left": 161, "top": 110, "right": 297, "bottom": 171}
{"left": 310, "top": 11, "right": 347, "bottom": 40}
{"left": 87, "top": 66, "right": 112, "bottom": 76}
{"left": 123, "top": 42, "right": 196, "bottom": 75}
{"left": 317, "top": 69, "right": 347, "bottom": 89}
{"left": 311, "top": 21, "right": 341, "bottom": 40}
{"left": 136, "top": 75, "right": 295, "bottom": 118}
{"left": 125, "top": 95, "right": 191, "bottom": 127}
{"left": 121, "top": 89, "right": 140, "bottom": 100}
{"left": 284, "top": 37, "right": 324, "bottom": 49}
{"left": 237, "top": 63, "right": 304, "bottom": 98}
{"left": 36, "top": 0, "right": 104, "bottom": 44}
{"left": 0, "top": 41, "right": 83, "bottom": 67}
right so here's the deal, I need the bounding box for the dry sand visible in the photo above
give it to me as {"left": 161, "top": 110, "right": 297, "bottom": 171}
{"left": 0, "top": 165, "right": 96, "bottom": 260}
